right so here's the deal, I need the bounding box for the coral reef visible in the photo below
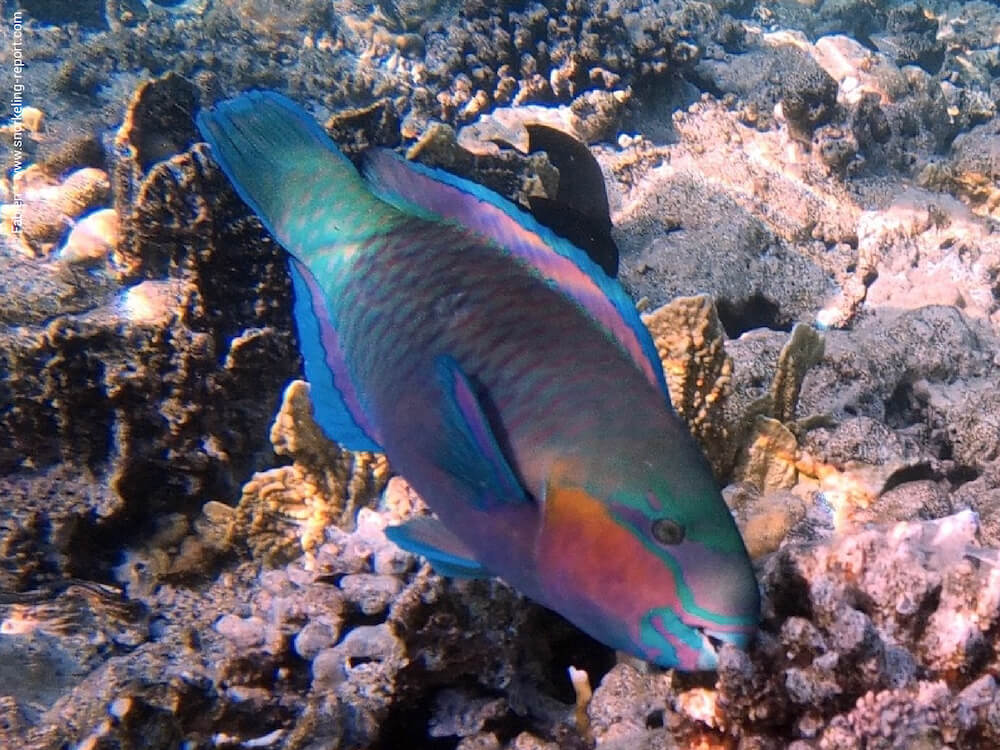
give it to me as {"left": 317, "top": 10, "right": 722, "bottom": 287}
{"left": 5, "top": 0, "right": 1000, "bottom": 747}
{"left": 0, "top": 73, "right": 300, "bottom": 592}
{"left": 4, "top": 494, "right": 602, "bottom": 749}
{"left": 201, "top": 379, "right": 390, "bottom": 565}
{"left": 589, "top": 511, "right": 1000, "bottom": 749}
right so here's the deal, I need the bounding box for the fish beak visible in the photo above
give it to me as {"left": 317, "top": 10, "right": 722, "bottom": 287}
{"left": 696, "top": 627, "right": 754, "bottom": 670}
{"left": 695, "top": 631, "right": 720, "bottom": 670}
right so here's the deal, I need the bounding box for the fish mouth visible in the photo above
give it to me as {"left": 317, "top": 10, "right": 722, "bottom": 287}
{"left": 641, "top": 608, "right": 756, "bottom": 671}
{"left": 694, "top": 631, "right": 721, "bottom": 671}
{"left": 703, "top": 627, "right": 753, "bottom": 651}
{"left": 695, "top": 627, "right": 754, "bottom": 670}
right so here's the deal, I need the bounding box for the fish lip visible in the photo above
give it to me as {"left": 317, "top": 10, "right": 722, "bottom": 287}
{"left": 688, "top": 627, "right": 755, "bottom": 671}
{"left": 695, "top": 630, "right": 720, "bottom": 671}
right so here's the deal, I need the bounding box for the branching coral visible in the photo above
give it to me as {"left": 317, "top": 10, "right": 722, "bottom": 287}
{"left": 205, "top": 380, "right": 389, "bottom": 566}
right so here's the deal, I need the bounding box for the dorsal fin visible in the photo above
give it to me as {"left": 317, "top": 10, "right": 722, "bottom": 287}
{"left": 362, "top": 150, "right": 669, "bottom": 401}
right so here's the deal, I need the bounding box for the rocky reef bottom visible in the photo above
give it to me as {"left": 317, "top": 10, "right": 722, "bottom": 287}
{"left": 2, "top": 379, "right": 999, "bottom": 750}
{"left": 4, "top": 4, "right": 1000, "bottom": 744}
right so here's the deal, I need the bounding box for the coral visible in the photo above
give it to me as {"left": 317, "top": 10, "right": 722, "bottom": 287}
{"left": 7, "top": 2, "right": 1000, "bottom": 747}
{"left": 778, "top": 50, "right": 840, "bottom": 141}
{"left": 610, "top": 97, "right": 849, "bottom": 325}
{"left": 878, "top": 1, "right": 945, "bottom": 74}
{"left": 642, "top": 294, "right": 733, "bottom": 477}
{"left": 57, "top": 208, "right": 119, "bottom": 264}
{"left": 768, "top": 323, "right": 825, "bottom": 425}
{"left": 919, "top": 116, "right": 1000, "bottom": 219}
{"left": 733, "top": 416, "right": 799, "bottom": 492}
{"left": 405, "top": 120, "right": 560, "bottom": 211}
{"left": 3, "top": 167, "right": 110, "bottom": 255}
{"left": 798, "top": 305, "right": 992, "bottom": 428}
{"left": 457, "top": 101, "right": 625, "bottom": 156}
{"left": 641, "top": 296, "right": 826, "bottom": 490}
{"left": 0, "top": 72, "right": 300, "bottom": 601}
{"left": 585, "top": 511, "right": 1000, "bottom": 749}
{"left": 724, "top": 483, "right": 809, "bottom": 559}
{"left": 382, "top": 475, "right": 429, "bottom": 520}
{"left": 323, "top": 98, "right": 402, "bottom": 159}
{"left": 211, "top": 380, "right": 389, "bottom": 565}
{"left": 133, "top": 505, "right": 584, "bottom": 750}
{"left": 111, "top": 72, "right": 201, "bottom": 279}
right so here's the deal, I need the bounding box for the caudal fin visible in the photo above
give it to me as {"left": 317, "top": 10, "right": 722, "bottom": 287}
{"left": 196, "top": 91, "right": 397, "bottom": 259}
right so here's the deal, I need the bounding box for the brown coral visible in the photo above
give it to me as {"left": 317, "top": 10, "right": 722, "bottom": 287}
{"left": 211, "top": 380, "right": 389, "bottom": 565}
{"left": 733, "top": 415, "right": 799, "bottom": 493}
{"left": 769, "top": 323, "right": 825, "bottom": 424}
{"left": 642, "top": 294, "right": 733, "bottom": 477}
{"left": 111, "top": 72, "right": 200, "bottom": 279}
{"left": 323, "top": 98, "right": 402, "bottom": 160}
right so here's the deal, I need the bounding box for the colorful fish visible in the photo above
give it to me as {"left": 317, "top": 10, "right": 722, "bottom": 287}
{"left": 196, "top": 92, "right": 760, "bottom": 670}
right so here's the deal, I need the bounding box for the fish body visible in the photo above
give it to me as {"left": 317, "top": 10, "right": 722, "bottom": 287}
{"left": 197, "top": 92, "right": 759, "bottom": 670}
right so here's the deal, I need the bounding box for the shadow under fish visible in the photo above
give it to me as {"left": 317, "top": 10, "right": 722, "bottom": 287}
{"left": 196, "top": 92, "right": 759, "bottom": 671}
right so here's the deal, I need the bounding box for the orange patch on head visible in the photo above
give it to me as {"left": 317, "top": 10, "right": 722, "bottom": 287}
{"left": 537, "top": 482, "right": 678, "bottom": 619}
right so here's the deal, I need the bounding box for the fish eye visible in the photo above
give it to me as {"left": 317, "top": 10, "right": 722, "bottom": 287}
{"left": 651, "top": 518, "right": 685, "bottom": 546}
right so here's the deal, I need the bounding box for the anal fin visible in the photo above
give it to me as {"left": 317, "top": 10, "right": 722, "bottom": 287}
{"left": 288, "top": 258, "right": 382, "bottom": 452}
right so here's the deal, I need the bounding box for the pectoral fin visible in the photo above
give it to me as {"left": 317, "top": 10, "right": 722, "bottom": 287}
{"left": 385, "top": 517, "right": 491, "bottom": 579}
{"left": 435, "top": 355, "right": 528, "bottom": 510}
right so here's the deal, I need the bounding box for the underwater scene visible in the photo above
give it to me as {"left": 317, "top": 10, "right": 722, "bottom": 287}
{"left": 2, "top": 0, "right": 1000, "bottom": 747}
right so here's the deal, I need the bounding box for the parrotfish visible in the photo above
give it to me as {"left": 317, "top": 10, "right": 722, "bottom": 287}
{"left": 196, "top": 92, "right": 760, "bottom": 670}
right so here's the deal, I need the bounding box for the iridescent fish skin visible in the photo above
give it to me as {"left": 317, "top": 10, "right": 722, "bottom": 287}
{"left": 197, "top": 92, "right": 760, "bottom": 670}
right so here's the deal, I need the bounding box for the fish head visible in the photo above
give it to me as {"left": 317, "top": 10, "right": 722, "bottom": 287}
{"left": 539, "top": 466, "right": 760, "bottom": 671}
{"left": 610, "top": 470, "right": 761, "bottom": 670}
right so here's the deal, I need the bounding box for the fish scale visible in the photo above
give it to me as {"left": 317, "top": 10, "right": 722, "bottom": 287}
{"left": 349, "top": 236, "right": 630, "bottom": 463}
{"left": 197, "top": 91, "right": 760, "bottom": 671}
